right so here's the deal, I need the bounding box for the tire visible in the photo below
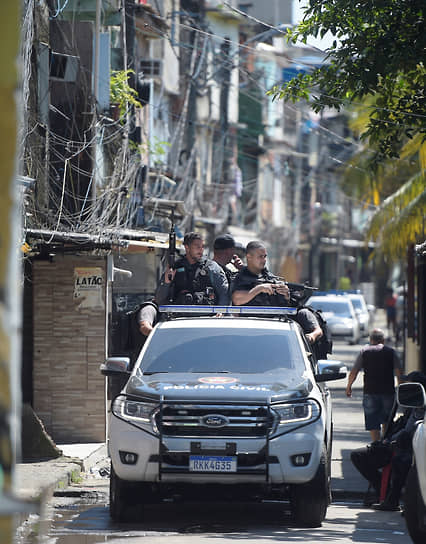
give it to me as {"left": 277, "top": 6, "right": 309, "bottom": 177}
{"left": 404, "top": 466, "right": 426, "bottom": 544}
{"left": 109, "top": 464, "right": 142, "bottom": 522}
{"left": 290, "top": 448, "right": 330, "bottom": 527}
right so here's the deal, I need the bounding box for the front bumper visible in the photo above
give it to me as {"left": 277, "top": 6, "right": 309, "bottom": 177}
{"left": 109, "top": 414, "right": 325, "bottom": 486}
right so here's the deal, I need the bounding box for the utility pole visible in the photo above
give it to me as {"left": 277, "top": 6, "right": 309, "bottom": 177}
{"left": 92, "top": 0, "right": 102, "bottom": 208}
{"left": 219, "top": 38, "right": 231, "bottom": 186}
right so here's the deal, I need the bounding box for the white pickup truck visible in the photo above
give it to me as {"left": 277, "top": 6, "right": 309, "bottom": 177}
{"left": 397, "top": 381, "right": 426, "bottom": 544}
{"left": 101, "top": 305, "right": 347, "bottom": 527}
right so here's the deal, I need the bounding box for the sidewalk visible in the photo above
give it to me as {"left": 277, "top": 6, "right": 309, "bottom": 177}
{"left": 14, "top": 442, "right": 107, "bottom": 506}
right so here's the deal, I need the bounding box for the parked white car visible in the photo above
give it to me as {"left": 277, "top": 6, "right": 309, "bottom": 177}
{"left": 101, "top": 305, "right": 347, "bottom": 527}
{"left": 307, "top": 295, "right": 361, "bottom": 344}
{"left": 397, "top": 382, "right": 426, "bottom": 544}
{"left": 346, "top": 293, "right": 370, "bottom": 337}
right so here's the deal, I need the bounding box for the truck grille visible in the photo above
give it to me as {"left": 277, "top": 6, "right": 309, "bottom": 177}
{"left": 157, "top": 404, "right": 272, "bottom": 437}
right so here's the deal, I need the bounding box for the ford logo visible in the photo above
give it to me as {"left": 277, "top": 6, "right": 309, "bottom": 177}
{"left": 201, "top": 414, "right": 229, "bottom": 428}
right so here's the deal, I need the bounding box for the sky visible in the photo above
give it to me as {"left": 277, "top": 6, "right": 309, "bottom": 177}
{"left": 292, "top": 0, "right": 336, "bottom": 51}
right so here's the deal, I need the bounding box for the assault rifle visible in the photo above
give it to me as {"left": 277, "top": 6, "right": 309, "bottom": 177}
{"left": 250, "top": 271, "right": 318, "bottom": 308}
{"left": 168, "top": 210, "right": 176, "bottom": 281}
{"left": 282, "top": 280, "right": 318, "bottom": 307}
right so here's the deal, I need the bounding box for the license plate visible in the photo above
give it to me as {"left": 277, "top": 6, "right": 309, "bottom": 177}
{"left": 189, "top": 455, "right": 237, "bottom": 473}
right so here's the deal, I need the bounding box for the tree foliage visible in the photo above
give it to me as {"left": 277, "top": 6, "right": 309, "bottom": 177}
{"left": 366, "top": 170, "right": 426, "bottom": 259}
{"left": 110, "top": 70, "right": 141, "bottom": 120}
{"left": 268, "top": 0, "right": 426, "bottom": 164}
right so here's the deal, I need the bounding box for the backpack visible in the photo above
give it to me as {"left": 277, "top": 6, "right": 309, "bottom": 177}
{"left": 302, "top": 305, "right": 333, "bottom": 359}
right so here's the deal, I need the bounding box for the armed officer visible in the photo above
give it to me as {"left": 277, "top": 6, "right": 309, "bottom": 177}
{"left": 156, "top": 231, "right": 229, "bottom": 305}
{"left": 231, "top": 241, "right": 324, "bottom": 351}
{"left": 231, "top": 241, "right": 290, "bottom": 305}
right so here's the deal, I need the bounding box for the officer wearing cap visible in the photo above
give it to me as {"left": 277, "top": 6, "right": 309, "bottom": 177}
{"left": 212, "top": 234, "right": 244, "bottom": 304}
{"left": 213, "top": 234, "right": 244, "bottom": 281}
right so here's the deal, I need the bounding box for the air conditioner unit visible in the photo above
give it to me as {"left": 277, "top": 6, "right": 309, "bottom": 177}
{"left": 140, "top": 59, "right": 162, "bottom": 77}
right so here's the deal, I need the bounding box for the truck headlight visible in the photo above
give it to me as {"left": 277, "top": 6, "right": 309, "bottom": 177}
{"left": 112, "top": 395, "right": 160, "bottom": 435}
{"left": 272, "top": 399, "right": 320, "bottom": 426}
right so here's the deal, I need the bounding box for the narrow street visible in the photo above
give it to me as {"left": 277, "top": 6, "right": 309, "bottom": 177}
{"left": 15, "top": 339, "right": 412, "bottom": 544}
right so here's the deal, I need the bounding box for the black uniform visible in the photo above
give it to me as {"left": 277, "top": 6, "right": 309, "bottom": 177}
{"left": 156, "top": 256, "right": 229, "bottom": 305}
{"left": 231, "top": 266, "right": 287, "bottom": 306}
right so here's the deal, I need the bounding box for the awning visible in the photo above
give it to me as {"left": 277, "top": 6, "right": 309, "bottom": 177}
{"left": 24, "top": 228, "right": 182, "bottom": 256}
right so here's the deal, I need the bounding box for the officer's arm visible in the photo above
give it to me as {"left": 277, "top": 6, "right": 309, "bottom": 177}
{"left": 139, "top": 305, "right": 157, "bottom": 336}
{"left": 232, "top": 284, "right": 274, "bottom": 305}
{"left": 306, "top": 325, "right": 323, "bottom": 344}
{"left": 299, "top": 309, "right": 323, "bottom": 343}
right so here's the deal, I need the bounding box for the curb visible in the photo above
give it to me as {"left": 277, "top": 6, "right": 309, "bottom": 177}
{"left": 14, "top": 443, "right": 108, "bottom": 520}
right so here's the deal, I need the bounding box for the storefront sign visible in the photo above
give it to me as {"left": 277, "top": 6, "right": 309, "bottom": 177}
{"left": 73, "top": 267, "right": 104, "bottom": 310}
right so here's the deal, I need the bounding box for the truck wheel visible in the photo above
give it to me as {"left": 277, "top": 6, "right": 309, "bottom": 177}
{"left": 404, "top": 466, "right": 426, "bottom": 544}
{"left": 290, "top": 449, "right": 330, "bottom": 527}
{"left": 109, "top": 465, "right": 141, "bottom": 522}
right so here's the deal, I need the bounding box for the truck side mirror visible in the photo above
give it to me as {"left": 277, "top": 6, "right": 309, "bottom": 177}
{"left": 100, "top": 356, "right": 131, "bottom": 377}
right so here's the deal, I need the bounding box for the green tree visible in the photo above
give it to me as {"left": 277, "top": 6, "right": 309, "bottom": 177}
{"left": 342, "top": 101, "right": 425, "bottom": 260}
{"left": 268, "top": 1, "right": 426, "bottom": 260}
{"left": 268, "top": 0, "right": 426, "bottom": 164}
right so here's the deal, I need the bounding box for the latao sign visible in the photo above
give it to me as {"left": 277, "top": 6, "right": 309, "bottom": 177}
{"left": 73, "top": 267, "right": 104, "bottom": 310}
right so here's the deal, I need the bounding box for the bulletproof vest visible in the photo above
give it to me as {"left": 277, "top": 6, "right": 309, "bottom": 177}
{"left": 235, "top": 267, "right": 287, "bottom": 306}
{"left": 362, "top": 345, "right": 396, "bottom": 394}
{"left": 172, "top": 257, "right": 216, "bottom": 304}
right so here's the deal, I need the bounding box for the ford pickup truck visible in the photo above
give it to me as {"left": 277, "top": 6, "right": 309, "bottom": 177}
{"left": 101, "top": 305, "right": 347, "bottom": 527}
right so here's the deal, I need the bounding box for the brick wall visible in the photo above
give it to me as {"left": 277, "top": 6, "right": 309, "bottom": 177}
{"left": 33, "top": 256, "right": 106, "bottom": 443}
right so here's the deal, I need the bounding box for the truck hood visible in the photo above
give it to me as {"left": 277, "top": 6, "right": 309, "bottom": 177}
{"left": 125, "top": 371, "right": 313, "bottom": 403}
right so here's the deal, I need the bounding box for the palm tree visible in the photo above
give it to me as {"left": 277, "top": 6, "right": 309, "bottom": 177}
{"left": 342, "top": 100, "right": 426, "bottom": 261}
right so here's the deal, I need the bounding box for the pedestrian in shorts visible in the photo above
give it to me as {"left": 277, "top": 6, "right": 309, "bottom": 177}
{"left": 345, "top": 328, "right": 402, "bottom": 442}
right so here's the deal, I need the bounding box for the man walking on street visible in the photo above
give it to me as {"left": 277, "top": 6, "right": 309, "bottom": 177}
{"left": 346, "top": 328, "right": 402, "bottom": 442}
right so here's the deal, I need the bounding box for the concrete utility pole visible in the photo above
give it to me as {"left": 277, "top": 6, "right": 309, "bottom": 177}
{"left": 0, "top": 4, "right": 22, "bottom": 542}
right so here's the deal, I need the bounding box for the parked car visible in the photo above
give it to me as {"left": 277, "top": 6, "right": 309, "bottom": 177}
{"left": 307, "top": 295, "right": 361, "bottom": 344}
{"left": 397, "top": 382, "right": 426, "bottom": 544}
{"left": 101, "top": 306, "right": 347, "bottom": 527}
{"left": 346, "top": 293, "right": 370, "bottom": 337}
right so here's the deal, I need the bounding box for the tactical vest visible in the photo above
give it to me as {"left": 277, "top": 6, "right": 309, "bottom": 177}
{"left": 234, "top": 267, "right": 285, "bottom": 306}
{"left": 172, "top": 257, "right": 216, "bottom": 304}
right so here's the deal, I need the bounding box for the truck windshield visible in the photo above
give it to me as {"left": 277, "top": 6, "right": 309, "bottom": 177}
{"left": 138, "top": 327, "right": 305, "bottom": 375}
